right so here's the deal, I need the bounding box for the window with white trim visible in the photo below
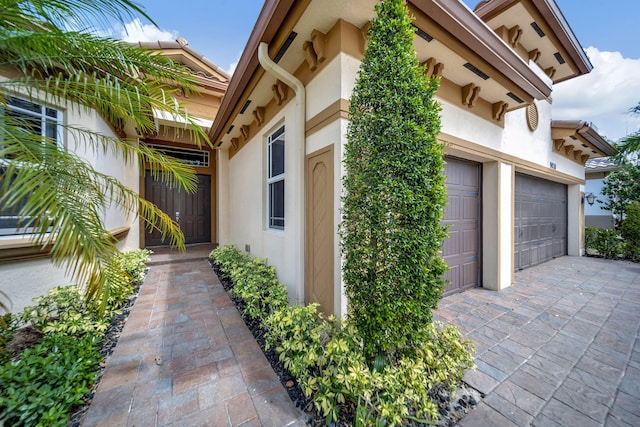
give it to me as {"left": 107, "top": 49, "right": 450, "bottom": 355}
{"left": 267, "top": 125, "right": 285, "bottom": 230}
{"left": 1, "top": 96, "right": 63, "bottom": 235}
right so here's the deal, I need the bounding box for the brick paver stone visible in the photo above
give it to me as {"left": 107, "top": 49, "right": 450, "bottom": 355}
{"left": 435, "top": 256, "right": 640, "bottom": 427}
{"left": 82, "top": 258, "right": 305, "bottom": 426}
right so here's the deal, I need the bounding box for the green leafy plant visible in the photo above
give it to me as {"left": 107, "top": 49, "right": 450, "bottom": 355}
{"left": 599, "top": 163, "right": 640, "bottom": 224}
{"left": 621, "top": 202, "right": 640, "bottom": 260}
{"left": 18, "top": 285, "right": 110, "bottom": 338}
{"left": 584, "top": 227, "right": 624, "bottom": 259}
{"left": 212, "top": 246, "right": 475, "bottom": 426}
{"left": 210, "top": 245, "right": 289, "bottom": 321}
{"left": 0, "top": 333, "right": 101, "bottom": 426}
{"left": 341, "top": 0, "right": 447, "bottom": 362}
{"left": 264, "top": 305, "right": 475, "bottom": 426}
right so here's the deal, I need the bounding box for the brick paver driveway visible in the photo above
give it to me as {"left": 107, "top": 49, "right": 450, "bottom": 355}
{"left": 434, "top": 256, "right": 640, "bottom": 427}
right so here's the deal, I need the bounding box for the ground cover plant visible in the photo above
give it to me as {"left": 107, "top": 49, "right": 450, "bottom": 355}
{"left": 0, "top": 249, "right": 151, "bottom": 426}
{"left": 210, "top": 245, "right": 476, "bottom": 426}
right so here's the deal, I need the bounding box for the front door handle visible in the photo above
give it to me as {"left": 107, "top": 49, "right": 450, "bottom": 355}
{"left": 175, "top": 211, "right": 180, "bottom": 223}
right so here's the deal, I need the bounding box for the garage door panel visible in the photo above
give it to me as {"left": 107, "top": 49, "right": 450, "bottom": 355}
{"left": 442, "top": 229, "right": 460, "bottom": 257}
{"left": 462, "top": 229, "right": 478, "bottom": 253}
{"left": 443, "top": 158, "right": 481, "bottom": 296}
{"left": 463, "top": 196, "right": 479, "bottom": 219}
{"left": 515, "top": 173, "right": 567, "bottom": 270}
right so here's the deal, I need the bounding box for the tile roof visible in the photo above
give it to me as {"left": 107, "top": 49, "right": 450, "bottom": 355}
{"left": 585, "top": 156, "right": 622, "bottom": 171}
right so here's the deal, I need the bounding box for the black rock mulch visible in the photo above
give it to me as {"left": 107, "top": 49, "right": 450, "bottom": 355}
{"left": 209, "top": 260, "right": 482, "bottom": 426}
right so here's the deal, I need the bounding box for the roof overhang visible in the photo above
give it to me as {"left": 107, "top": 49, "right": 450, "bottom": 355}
{"left": 552, "top": 120, "right": 617, "bottom": 163}
{"left": 473, "top": 0, "right": 592, "bottom": 83}
{"left": 135, "top": 40, "right": 230, "bottom": 93}
{"left": 209, "top": 0, "right": 555, "bottom": 148}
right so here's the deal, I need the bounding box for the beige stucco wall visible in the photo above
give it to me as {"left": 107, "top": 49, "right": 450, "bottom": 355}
{"left": 0, "top": 87, "right": 141, "bottom": 310}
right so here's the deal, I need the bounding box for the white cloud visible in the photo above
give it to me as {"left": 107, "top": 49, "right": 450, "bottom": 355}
{"left": 226, "top": 51, "right": 243, "bottom": 76}
{"left": 552, "top": 47, "right": 640, "bottom": 142}
{"left": 116, "top": 18, "right": 177, "bottom": 43}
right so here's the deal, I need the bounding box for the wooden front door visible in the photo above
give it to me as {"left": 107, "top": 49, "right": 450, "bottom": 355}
{"left": 145, "top": 174, "right": 211, "bottom": 246}
{"left": 305, "top": 146, "right": 334, "bottom": 315}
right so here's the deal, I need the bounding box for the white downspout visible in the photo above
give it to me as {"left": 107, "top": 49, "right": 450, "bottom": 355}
{"left": 258, "top": 42, "right": 306, "bottom": 305}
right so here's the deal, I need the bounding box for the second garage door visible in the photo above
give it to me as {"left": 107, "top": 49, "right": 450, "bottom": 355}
{"left": 514, "top": 173, "right": 567, "bottom": 270}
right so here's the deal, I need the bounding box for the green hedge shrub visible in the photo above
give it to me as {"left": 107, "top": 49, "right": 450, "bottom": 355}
{"left": 622, "top": 202, "right": 640, "bottom": 261}
{"left": 341, "top": 0, "right": 448, "bottom": 362}
{"left": 210, "top": 245, "right": 475, "bottom": 426}
{"left": 210, "top": 245, "right": 289, "bottom": 320}
{"left": 584, "top": 227, "right": 624, "bottom": 259}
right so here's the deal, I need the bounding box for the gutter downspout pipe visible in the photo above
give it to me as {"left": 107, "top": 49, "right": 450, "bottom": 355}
{"left": 258, "top": 42, "right": 306, "bottom": 305}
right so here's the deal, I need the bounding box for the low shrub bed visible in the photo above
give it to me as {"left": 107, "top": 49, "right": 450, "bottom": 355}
{"left": 0, "top": 249, "right": 152, "bottom": 426}
{"left": 210, "top": 245, "right": 476, "bottom": 426}
{"left": 584, "top": 227, "right": 639, "bottom": 261}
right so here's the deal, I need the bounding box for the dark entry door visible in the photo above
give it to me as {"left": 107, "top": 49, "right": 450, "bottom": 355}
{"left": 145, "top": 174, "right": 211, "bottom": 246}
{"left": 442, "top": 158, "right": 481, "bottom": 296}
{"left": 514, "top": 173, "right": 567, "bottom": 270}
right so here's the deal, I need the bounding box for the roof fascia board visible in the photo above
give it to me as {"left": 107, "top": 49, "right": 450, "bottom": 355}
{"left": 208, "top": 0, "right": 296, "bottom": 144}
{"left": 411, "top": 0, "right": 551, "bottom": 100}
{"left": 474, "top": 0, "right": 592, "bottom": 81}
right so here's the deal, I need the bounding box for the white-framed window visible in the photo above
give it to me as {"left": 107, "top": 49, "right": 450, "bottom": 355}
{"left": 1, "top": 96, "right": 64, "bottom": 235}
{"left": 4, "top": 96, "right": 63, "bottom": 149}
{"left": 267, "top": 125, "right": 285, "bottom": 230}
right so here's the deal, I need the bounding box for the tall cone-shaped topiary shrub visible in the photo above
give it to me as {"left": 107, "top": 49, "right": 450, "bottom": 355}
{"left": 341, "top": 0, "right": 448, "bottom": 362}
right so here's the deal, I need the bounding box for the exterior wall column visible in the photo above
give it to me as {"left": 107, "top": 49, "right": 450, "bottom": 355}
{"left": 482, "top": 161, "right": 513, "bottom": 290}
{"left": 217, "top": 148, "right": 230, "bottom": 245}
{"left": 567, "top": 183, "right": 582, "bottom": 256}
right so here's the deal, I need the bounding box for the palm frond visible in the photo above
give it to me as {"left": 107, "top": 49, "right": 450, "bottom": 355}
{"left": 0, "top": 0, "right": 153, "bottom": 33}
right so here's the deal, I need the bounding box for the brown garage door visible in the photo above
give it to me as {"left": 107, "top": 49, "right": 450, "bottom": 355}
{"left": 515, "top": 173, "right": 567, "bottom": 270}
{"left": 145, "top": 174, "right": 211, "bottom": 246}
{"left": 442, "top": 158, "right": 481, "bottom": 296}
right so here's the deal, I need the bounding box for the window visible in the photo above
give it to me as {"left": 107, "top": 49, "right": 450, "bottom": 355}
{"left": 1, "top": 96, "right": 63, "bottom": 235}
{"left": 267, "top": 125, "right": 285, "bottom": 230}
{"left": 4, "top": 96, "right": 63, "bottom": 149}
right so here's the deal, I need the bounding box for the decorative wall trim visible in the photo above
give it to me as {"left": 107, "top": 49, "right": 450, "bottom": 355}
{"left": 0, "top": 227, "right": 130, "bottom": 263}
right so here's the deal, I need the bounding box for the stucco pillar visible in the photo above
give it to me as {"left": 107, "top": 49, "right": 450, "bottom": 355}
{"left": 567, "top": 183, "right": 582, "bottom": 256}
{"left": 482, "top": 161, "right": 513, "bottom": 291}
{"left": 217, "top": 148, "right": 230, "bottom": 245}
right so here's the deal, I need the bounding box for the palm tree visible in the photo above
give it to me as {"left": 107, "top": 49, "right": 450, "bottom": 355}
{"left": 0, "top": 0, "right": 208, "bottom": 311}
{"left": 615, "top": 102, "right": 640, "bottom": 162}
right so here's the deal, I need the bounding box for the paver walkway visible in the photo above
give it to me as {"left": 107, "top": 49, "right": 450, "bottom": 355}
{"left": 434, "top": 256, "right": 640, "bottom": 427}
{"left": 81, "top": 253, "right": 306, "bottom": 426}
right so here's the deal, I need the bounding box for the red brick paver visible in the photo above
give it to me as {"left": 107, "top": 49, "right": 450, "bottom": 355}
{"left": 82, "top": 257, "right": 305, "bottom": 427}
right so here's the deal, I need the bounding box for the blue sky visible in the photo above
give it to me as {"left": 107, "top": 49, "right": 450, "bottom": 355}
{"left": 114, "top": 0, "right": 640, "bottom": 141}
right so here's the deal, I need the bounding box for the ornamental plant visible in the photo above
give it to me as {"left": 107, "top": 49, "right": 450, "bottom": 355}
{"left": 341, "top": 0, "right": 447, "bottom": 361}
{"left": 622, "top": 202, "right": 640, "bottom": 260}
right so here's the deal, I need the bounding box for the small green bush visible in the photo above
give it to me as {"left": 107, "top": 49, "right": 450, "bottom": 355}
{"left": 210, "top": 244, "right": 248, "bottom": 277}
{"left": 117, "top": 249, "right": 153, "bottom": 283}
{"left": 18, "top": 285, "right": 110, "bottom": 338}
{"left": 99, "top": 249, "right": 152, "bottom": 313}
{"left": 584, "top": 227, "right": 624, "bottom": 259}
{"left": 621, "top": 202, "right": 640, "bottom": 261}
{"left": 264, "top": 304, "right": 475, "bottom": 426}
{"left": 211, "top": 245, "right": 289, "bottom": 321}
{"left": 0, "top": 333, "right": 101, "bottom": 426}
{"left": 211, "top": 245, "right": 475, "bottom": 426}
